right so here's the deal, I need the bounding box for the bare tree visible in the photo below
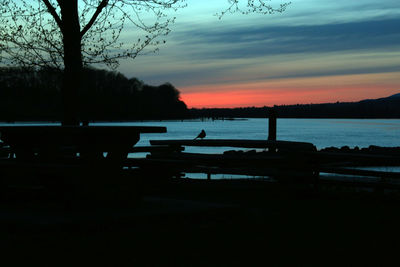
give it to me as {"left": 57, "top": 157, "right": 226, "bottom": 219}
{"left": 0, "top": 0, "right": 289, "bottom": 125}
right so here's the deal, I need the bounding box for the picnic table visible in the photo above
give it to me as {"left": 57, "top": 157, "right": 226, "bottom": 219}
{"left": 0, "top": 125, "right": 166, "bottom": 164}
{"left": 125, "top": 139, "right": 319, "bottom": 182}
{"left": 0, "top": 125, "right": 167, "bottom": 204}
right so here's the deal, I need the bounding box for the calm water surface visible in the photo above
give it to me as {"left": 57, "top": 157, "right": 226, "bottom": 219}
{"left": 94, "top": 118, "right": 400, "bottom": 152}
{"left": 1, "top": 119, "right": 399, "bottom": 153}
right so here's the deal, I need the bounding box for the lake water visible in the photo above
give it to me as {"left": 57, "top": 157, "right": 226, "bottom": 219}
{"left": 1, "top": 119, "right": 399, "bottom": 153}
{"left": 92, "top": 118, "right": 400, "bottom": 153}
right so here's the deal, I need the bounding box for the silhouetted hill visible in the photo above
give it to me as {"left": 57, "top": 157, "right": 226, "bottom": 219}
{"left": 190, "top": 93, "right": 400, "bottom": 119}
{"left": 0, "top": 67, "right": 188, "bottom": 121}
{"left": 387, "top": 93, "right": 400, "bottom": 98}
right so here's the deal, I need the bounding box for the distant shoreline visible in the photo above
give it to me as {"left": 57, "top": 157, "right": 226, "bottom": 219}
{"left": 189, "top": 93, "right": 400, "bottom": 119}
{"left": 0, "top": 92, "right": 399, "bottom": 122}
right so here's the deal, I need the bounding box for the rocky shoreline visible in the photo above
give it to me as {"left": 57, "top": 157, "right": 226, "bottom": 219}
{"left": 320, "top": 145, "right": 400, "bottom": 155}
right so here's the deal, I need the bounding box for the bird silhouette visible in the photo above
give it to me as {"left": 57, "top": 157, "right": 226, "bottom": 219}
{"left": 194, "top": 129, "right": 206, "bottom": 140}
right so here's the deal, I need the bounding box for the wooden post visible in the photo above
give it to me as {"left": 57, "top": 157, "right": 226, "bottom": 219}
{"left": 268, "top": 108, "right": 277, "bottom": 141}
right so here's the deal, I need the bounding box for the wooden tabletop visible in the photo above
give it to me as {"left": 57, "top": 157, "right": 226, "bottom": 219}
{"left": 0, "top": 126, "right": 167, "bottom": 158}
{"left": 0, "top": 125, "right": 167, "bottom": 134}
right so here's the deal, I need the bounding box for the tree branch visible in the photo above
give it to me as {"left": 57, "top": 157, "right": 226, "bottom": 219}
{"left": 80, "top": 0, "right": 109, "bottom": 38}
{"left": 41, "top": 0, "right": 63, "bottom": 30}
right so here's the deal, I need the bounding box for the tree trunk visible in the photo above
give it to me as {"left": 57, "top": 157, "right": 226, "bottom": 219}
{"left": 59, "top": 0, "right": 82, "bottom": 126}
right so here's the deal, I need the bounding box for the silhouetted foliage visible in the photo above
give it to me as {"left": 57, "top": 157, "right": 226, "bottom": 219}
{"left": 190, "top": 94, "right": 400, "bottom": 119}
{"left": 0, "top": 0, "right": 289, "bottom": 125}
{"left": 0, "top": 67, "right": 188, "bottom": 121}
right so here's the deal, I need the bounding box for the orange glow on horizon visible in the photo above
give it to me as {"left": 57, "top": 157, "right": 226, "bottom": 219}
{"left": 180, "top": 73, "right": 400, "bottom": 108}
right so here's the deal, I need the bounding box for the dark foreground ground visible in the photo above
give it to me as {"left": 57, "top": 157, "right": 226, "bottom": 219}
{"left": 1, "top": 178, "right": 400, "bottom": 266}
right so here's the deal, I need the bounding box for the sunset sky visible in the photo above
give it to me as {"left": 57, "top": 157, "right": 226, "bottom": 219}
{"left": 120, "top": 1, "right": 399, "bottom": 108}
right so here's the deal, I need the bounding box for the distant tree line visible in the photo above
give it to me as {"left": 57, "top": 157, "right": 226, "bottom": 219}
{"left": 0, "top": 67, "right": 188, "bottom": 121}
{"left": 190, "top": 95, "right": 400, "bottom": 119}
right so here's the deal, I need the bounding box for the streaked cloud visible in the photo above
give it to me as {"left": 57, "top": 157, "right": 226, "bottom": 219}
{"left": 118, "top": 0, "right": 400, "bottom": 107}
